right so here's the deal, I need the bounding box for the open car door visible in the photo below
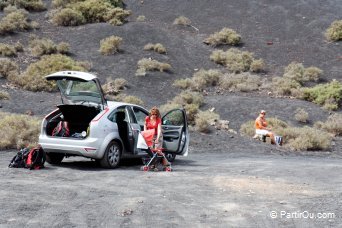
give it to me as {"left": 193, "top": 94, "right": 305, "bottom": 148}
{"left": 162, "top": 109, "right": 189, "bottom": 156}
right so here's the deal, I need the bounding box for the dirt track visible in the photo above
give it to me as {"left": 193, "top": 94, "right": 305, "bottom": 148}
{"left": 0, "top": 148, "right": 341, "bottom": 227}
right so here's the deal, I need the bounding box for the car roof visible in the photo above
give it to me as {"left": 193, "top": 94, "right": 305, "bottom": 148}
{"left": 46, "top": 71, "right": 97, "bottom": 81}
{"left": 107, "top": 101, "right": 146, "bottom": 110}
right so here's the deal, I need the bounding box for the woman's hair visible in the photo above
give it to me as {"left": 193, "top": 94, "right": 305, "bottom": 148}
{"left": 149, "top": 106, "right": 161, "bottom": 118}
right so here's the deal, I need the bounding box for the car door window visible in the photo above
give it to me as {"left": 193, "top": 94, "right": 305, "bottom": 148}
{"left": 132, "top": 107, "right": 148, "bottom": 128}
{"left": 162, "top": 109, "right": 184, "bottom": 126}
{"left": 107, "top": 106, "right": 127, "bottom": 123}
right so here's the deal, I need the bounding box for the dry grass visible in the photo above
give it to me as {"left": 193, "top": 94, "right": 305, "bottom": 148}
{"left": 136, "top": 15, "right": 146, "bottom": 22}
{"left": 1, "top": 0, "right": 46, "bottom": 12}
{"left": 0, "top": 111, "right": 41, "bottom": 149}
{"left": 294, "top": 108, "right": 309, "bottom": 123}
{"left": 143, "top": 43, "right": 166, "bottom": 54}
{"left": 102, "top": 78, "right": 127, "bottom": 95}
{"left": 302, "top": 79, "right": 342, "bottom": 110}
{"left": 108, "top": 94, "right": 144, "bottom": 106}
{"left": 325, "top": 20, "right": 342, "bottom": 41}
{"left": 0, "top": 9, "right": 38, "bottom": 35}
{"left": 173, "top": 69, "right": 222, "bottom": 91}
{"left": 283, "top": 62, "right": 322, "bottom": 84}
{"left": 240, "top": 117, "right": 332, "bottom": 151}
{"left": 173, "top": 16, "right": 191, "bottom": 26}
{"left": 8, "top": 54, "right": 90, "bottom": 92}
{"left": 195, "top": 110, "right": 220, "bottom": 133}
{"left": 210, "top": 48, "right": 265, "bottom": 73}
{"left": 219, "top": 72, "right": 262, "bottom": 92}
{"left": 315, "top": 113, "right": 342, "bottom": 136}
{"left": 204, "top": 28, "right": 241, "bottom": 46}
{"left": 0, "top": 42, "right": 23, "bottom": 57}
{"left": 0, "top": 91, "right": 10, "bottom": 100}
{"left": 136, "top": 58, "right": 171, "bottom": 76}
{"left": 173, "top": 78, "right": 193, "bottom": 90}
{"left": 99, "top": 35, "right": 122, "bottom": 55}
{"left": 29, "top": 36, "right": 70, "bottom": 57}
{"left": 0, "top": 58, "right": 19, "bottom": 78}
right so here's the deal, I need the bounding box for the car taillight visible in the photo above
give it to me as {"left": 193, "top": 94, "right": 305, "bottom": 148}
{"left": 44, "top": 108, "right": 59, "bottom": 119}
{"left": 91, "top": 107, "right": 109, "bottom": 122}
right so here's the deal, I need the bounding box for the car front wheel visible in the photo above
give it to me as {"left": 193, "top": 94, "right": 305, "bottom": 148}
{"left": 100, "top": 141, "right": 121, "bottom": 168}
{"left": 46, "top": 153, "right": 64, "bottom": 164}
{"left": 165, "top": 153, "right": 176, "bottom": 162}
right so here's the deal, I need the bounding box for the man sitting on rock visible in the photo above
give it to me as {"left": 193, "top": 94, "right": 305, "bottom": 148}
{"left": 254, "top": 110, "right": 275, "bottom": 144}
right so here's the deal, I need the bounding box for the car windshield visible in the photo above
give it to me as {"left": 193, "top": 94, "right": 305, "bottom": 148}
{"left": 57, "top": 79, "right": 102, "bottom": 105}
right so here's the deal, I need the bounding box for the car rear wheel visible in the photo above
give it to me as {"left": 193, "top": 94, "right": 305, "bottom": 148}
{"left": 100, "top": 141, "right": 121, "bottom": 168}
{"left": 46, "top": 153, "right": 64, "bottom": 164}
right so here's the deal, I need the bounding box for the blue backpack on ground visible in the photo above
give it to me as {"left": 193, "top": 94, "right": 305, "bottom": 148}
{"left": 8, "top": 148, "right": 30, "bottom": 168}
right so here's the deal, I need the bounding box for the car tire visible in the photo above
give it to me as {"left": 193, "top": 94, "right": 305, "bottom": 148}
{"left": 165, "top": 153, "right": 176, "bottom": 162}
{"left": 100, "top": 141, "right": 121, "bottom": 168}
{"left": 46, "top": 153, "right": 64, "bottom": 164}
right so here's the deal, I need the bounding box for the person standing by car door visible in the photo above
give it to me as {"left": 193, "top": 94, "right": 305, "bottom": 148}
{"left": 144, "top": 107, "right": 168, "bottom": 166}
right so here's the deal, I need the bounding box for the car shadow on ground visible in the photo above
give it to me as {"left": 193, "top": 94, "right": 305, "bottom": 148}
{"left": 46, "top": 157, "right": 202, "bottom": 171}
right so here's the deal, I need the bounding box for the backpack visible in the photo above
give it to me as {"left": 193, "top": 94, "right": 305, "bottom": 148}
{"left": 25, "top": 147, "right": 46, "bottom": 170}
{"left": 8, "top": 148, "right": 30, "bottom": 168}
{"left": 52, "top": 121, "right": 70, "bottom": 137}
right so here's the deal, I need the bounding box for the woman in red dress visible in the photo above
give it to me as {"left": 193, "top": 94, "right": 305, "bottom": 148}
{"left": 144, "top": 107, "right": 168, "bottom": 166}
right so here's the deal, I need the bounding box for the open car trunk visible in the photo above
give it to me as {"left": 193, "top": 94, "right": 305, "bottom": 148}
{"left": 46, "top": 104, "right": 101, "bottom": 137}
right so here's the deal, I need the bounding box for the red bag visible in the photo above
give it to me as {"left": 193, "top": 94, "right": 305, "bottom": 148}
{"left": 141, "top": 129, "right": 155, "bottom": 147}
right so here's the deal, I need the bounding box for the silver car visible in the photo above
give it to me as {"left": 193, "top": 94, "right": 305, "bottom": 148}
{"left": 38, "top": 71, "right": 189, "bottom": 168}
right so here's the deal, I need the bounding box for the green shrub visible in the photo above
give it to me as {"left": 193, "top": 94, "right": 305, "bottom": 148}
{"left": 219, "top": 72, "right": 262, "bottom": 92}
{"left": 136, "top": 15, "right": 146, "bottom": 22}
{"left": 271, "top": 76, "right": 302, "bottom": 97}
{"left": 104, "top": 7, "right": 131, "bottom": 26}
{"left": 1, "top": 0, "right": 46, "bottom": 12}
{"left": 99, "top": 35, "right": 122, "bottom": 55}
{"left": 51, "top": 0, "right": 129, "bottom": 26}
{"left": 173, "top": 16, "right": 191, "bottom": 26}
{"left": 143, "top": 43, "right": 166, "bottom": 54}
{"left": 283, "top": 62, "right": 322, "bottom": 83}
{"left": 315, "top": 113, "right": 342, "bottom": 136}
{"left": 9, "top": 54, "right": 90, "bottom": 92}
{"left": 160, "top": 91, "right": 203, "bottom": 124}
{"left": 0, "top": 91, "right": 10, "bottom": 100}
{"left": 195, "top": 110, "right": 220, "bottom": 133}
{"left": 0, "top": 111, "right": 40, "bottom": 149}
{"left": 136, "top": 58, "right": 171, "bottom": 76}
{"left": 51, "top": 8, "right": 85, "bottom": 26}
{"left": 280, "top": 127, "right": 332, "bottom": 151}
{"left": 172, "top": 91, "right": 204, "bottom": 107}
{"left": 240, "top": 118, "right": 331, "bottom": 151}
{"left": 325, "top": 20, "right": 342, "bottom": 41}
{"left": 210, "top": 48, "right": 264, "bottom": 73}
{"left": 102, "top": 77, "right": 127, "bottom": 95}
{"left": 294, "top": 108, "right": 309, "bottom": 123}
{"left": 0, "top": 10, "right": 37, "bottom": 34}
{"left": 204, "top": 28, "right": 241, "bottom": 46}
{"left": 0, "top": 58, "right": 19, "bottom": 78}
{"left": 302, "top": 80, "right": 342, "bottom": 110}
